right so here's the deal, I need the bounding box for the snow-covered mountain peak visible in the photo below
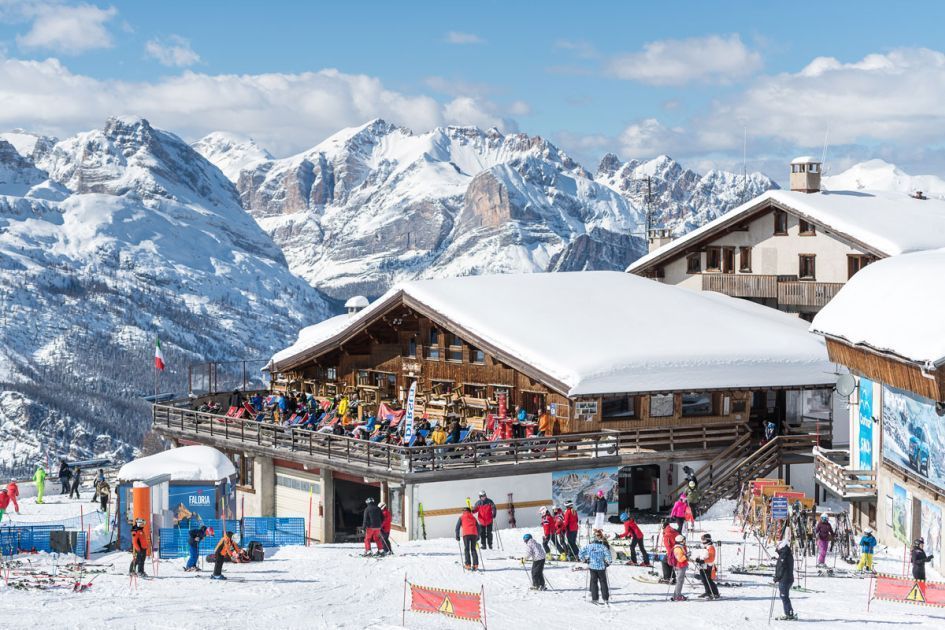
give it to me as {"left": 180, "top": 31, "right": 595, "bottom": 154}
{"left": 824, "top": 159, "right": 945, "bottom": 197}
{"left": 192, "top": 132, "right": 274, "bottom": 182}
{"left": 0, "top": 129, "right": 58, "bottom": 162}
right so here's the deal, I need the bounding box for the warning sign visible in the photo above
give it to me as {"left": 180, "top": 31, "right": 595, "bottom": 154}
{"left": 408, "top": 582, "right": 484, "bottom": 624}
{"left": 906, "top": 583, "right": 925, "bottom": 603}
{"left": 872, "top": 573, "right": 945, "bottom": 608}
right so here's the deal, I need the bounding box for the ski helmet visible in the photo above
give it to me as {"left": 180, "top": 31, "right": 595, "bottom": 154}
{"left": 564, "top": 500, "right": 573, "bottom": 507}
{"left": 688, "top": 481, "right": 696, "bottom": 489}
{"left": 523, "top": 534, "right": 532, "bottom": 541}
{"left": 365, "top": 497, "right": 374, "bottom": 504}
{"left": 135, "top": 518, "right": 146, "bottom": 526}
{"left": 479, "top": 490, "right": 487, "bottom": 497}
{"left": 674, "top": 535, "right": 685, "bottom": 543}
{"left": 539, "top": 506, "right": 548, "bottom": 515}
{"left": 597, "top": 490, "right": 604, "bottom": 498}
{"left": 864, "top": 528, "right": 872, "bottom": 534}
{"left": 668, "top": 523, "right": 678, "bottom": 530}
{"left": 915, "top": 537, "right": 925, "bottom": 546}
{"left": 378, "top": 502, "right": 386, "bottom": 509}
{"left": 701, "top": 533, "right": 712, "bottom": 543}
{"left": 820, "top": 514, "right": 828, "bottom": 521}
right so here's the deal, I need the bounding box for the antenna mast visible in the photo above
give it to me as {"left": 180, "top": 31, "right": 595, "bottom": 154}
{"left": 820, "top": 129, "right": 830, "bottom": 175}
{"left": 644, "top": 176, "right": 652, "bottom": 235}
{"left": 742, "top": 126, "right": 748, "bottom": 203}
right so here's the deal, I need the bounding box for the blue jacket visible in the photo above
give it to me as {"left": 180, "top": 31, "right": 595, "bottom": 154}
{"left": 859, "top": 534, "right": 877, "bottom": 554}
{"left": 579, "top": 541, "right": 612, "bottom": 570}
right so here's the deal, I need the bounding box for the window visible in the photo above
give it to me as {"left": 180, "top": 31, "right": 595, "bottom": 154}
{"left": 809, "top": 163, "right": 819, "bottom": 173}
{"left": 799, "top": 219, "right": 816, "bottom": 235}
{"left": 356, "top": 370, "right": 371, "bottom": 386}
{"left": 374, "top": 372, "right": 396, "bottom": 398}
{"left": 447, "top": 333, "right": 463, "bottom": 362}
{"left": 773, "top": 210, "right": 788, "bottom": 235}
{"left": 681, "top": 393, "right": 714, "bottom": 417}
{"left": 705, "top": 247, "right": 721, "bottom": 271}
{"left": 739, "top": 247, "right": 752, "bottom": 273}
{"left": 649, "top": 394, "right": 674, "bottom": 418}
{"left": 686, "top": 253, "right": 701, "bottom": 274}
{"left": 799, "top": 254, "right": 816, "bottom": 280}
{"left": 426, "top": 327, "right": 441, "bottom": 360}
{"left": 388, "top": 485, "right": 405, "bottom": 528}
{"left": 848, "top": 254, "right": 872, "bottom": 279}
{"left": 722, "top": 247, "right": 735, "bottom": 274}
{"left": 470, "top": 346, "right": 485, "bottom": 364}
{"left": 464, "top": 384, "right": 487, "bottom": 398}
{"left": 404, "top": 336, "right": 417, "bottom": 358}
{"left": 325, "top": 367, "right": 337, "bottom": 381}
{"left": 601, "top": 395, "right": 636, "bottom": 420}
{"left": 233, "top": 453, "right": 254, "bottom": 489}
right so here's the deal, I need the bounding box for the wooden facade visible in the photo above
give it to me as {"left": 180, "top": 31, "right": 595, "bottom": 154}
{"left": 825, "top": 339, "right": 944, "bottom": 402}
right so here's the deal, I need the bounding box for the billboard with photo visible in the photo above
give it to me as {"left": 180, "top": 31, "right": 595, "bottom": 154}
{"left": 858, "top": 379, "right": 874, "bottom": 470}
{"left": 921, "top": 499, "right": 942, "bottom": 562}
{"left": 882, "top": 385, "right": 945, "bottom": 492}
{"left": 892, "top": 483, "right": 910, "bottom": 544}
{"left": 551, "top": 467, "right": 619, "bottom": 517}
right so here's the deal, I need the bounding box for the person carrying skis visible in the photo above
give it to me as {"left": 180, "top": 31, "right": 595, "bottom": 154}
{"left": 856, "top": 529, "right": 877, "bottom": 573}
{"left": 616, "top": 512, "right": 650, "bottom": 566}
{"left": 683, "top": 465, "right": 698, "bottom": 491}
{"left": 97, "top": 480, "right": 110, "bottom": 512}
{"left": 379, "top": 501, "right": 393, "bottom": 554}
{"left": 523, "top": 533, "right": 546, "bottom": 590}
{"left": 660, "top": 520, "right": 679, "bottom": 583}
{"left": 211, "top": 530, "right": 243, "bottom": 580}
{"left": 6, "top": 479, "right": 19, "bottom": 514}
{"left": 671, "top": 534, "right": 690, "bottom": 601}
{"left": 695, "top": 533, "right": 720, "bottom": 599}
{"left": 69, "top": 465, "right": 81, "bottom": 499}
{"left": 563, "top": 500, "right": 580, "bottom": 561}
{"left": 670, "top": 493, "right": 688, "bottom": 531}
{"left": 539, "top": 507, "right": 555, "bottom": 554}
{"left": 456, "top": 506, "right": 480, "bottom": 570}
{"left": 579, "top": 529, "right": 612, "bottom": 605}
{"left": 473, "top": 491, "right": 497, "bottom": 549}
{"left": 592, "top": 490, "right": 607, "bottom": 529}
{"left": 362, "top": 498, "right": 386, "bottom": 556}
{"left": 58, "top": 459, "right": 72, "bottom": 495}
{"left": 129, "top": 518, "right": 149, "bottom": 577}
{"left": 91, "top": 469, "right": 106, "bottom": 503}
{"left": 773, "top": 539, "right": 797, "bottom": 620}
{"left": 553, "top": 506, "right": 567, "bottom": 557}
{"left": 814, "top": 514, "right": 834, "bottom": 567}
{"left": 33, "top": 464, "right": 46, "bottom": 504}
{"left": 184, "top": 525, "right": 209, "bottom": 572}
{"left": 0, "top": 488, "right": 9, "bottom": 524}
{"left": 912, "top": 537, "right": 934, "bottom": 581}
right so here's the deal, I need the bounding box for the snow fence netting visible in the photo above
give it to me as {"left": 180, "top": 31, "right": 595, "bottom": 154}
{"left": 158, "top": 517, "right": 305, "bottom": 559}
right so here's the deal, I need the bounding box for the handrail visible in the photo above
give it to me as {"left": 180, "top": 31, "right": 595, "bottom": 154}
{"left": 666, "top": 429, "right": 752, "bottom": 501}
{"left": 813, "top": 447, "right": 877, "bottom": 498}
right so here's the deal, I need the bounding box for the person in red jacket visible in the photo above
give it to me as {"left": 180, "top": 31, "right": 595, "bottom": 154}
{"left": 472, "top": 491, "right": 498, "bottom": 549}
{"left": 379, "top": 501, "right": 393, "bottom": 554}
{"left": 661, "top": 520, "right": 679, "bottom": 583}
{"left": 539, "top": 507, "right": 556, "bottom": 554}
{"left": 0, "top": 488, "right": 10, "bottom": 524}
{"left": 456, "top": 507, "right": 480, "bottom": 570}
{"left": 6, "top": 480, "right": 19, "bottom": 514}
{"left": 562, "top": 501, "right": 580, "bottom": 561}
{"left": 553, "top": 506, "right": 567, "bottom": 557}
{"left": 616, "top": 513, "right": 650, "bottom": 566}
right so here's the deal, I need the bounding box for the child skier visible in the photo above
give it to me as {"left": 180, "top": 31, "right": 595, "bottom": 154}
{"left": 0, "top": 488, "right": 9, "bottom": 524}
{"left": 184, "top": 525, "right": 208, "bottom": 572}
{"left": 671, "top": 534, "right": 690, "bottom": 601}
{"left": 615, "top": 512, "right": 650, "bottom": 566}
{"left": 695, "top": 533, "right": 720, "bottom": 599}
{"left": 774, "top": 540, "right": 797, "bottom": 620}
{"left": 211, "top": 530, "right": 243, "bottom": 580}
{"left": 815, "top": 514, "right": 834, "bottom": 567}
{"left": 539, "top": 507, "right": 555, "bottom": 554}
{"left": 856, "top": 529, "right": 877, "bottom": 573}
{"left": 523, "top": 533, "right": 547, "bottom": 590}
{"left": 579, "top": 529, "right": 613, "bottom": 605}
{"left": 456, "top": 507, "right": 480, "bottom": 570}
{"left": 563, "top": 501, "right": 580, "bottom": 560}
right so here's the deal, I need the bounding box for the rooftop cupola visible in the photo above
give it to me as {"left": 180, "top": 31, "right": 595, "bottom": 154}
{"left": 344, "top": 295, "right": 369, "bottom": 315}
{"left": 790, "top": 156, "right": 821, "bottom": 193}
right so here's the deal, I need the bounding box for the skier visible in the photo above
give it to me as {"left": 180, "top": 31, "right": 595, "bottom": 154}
{"left": 379, "top": 501, "right": 393, "bottom": 554}
{"left": 615, "top": 512, "right": 650, "bottom": 566}
{"left": 33, "top": 464, "right": 46, "bottom": 504}
{"left": 671, "top": 534, "right": 690, "bottom": 601}
{"left": 592, "top": 490, "right": 607, "bottom": 529}
{"left": 6, "top": 480, "right": 19, "bottom": 514}
{"left": 579, "top": 529, "right": 612, "bottom": 605}
{"left": 523, "top": 533, "right": 546, "bottom": 590}
{"left": 773, "top": 539, "right": 797, "bottom": 620}
{"left": 912, "top": 537, "right": 934, "bottom": 581}
{"left": 660, "top": 520, "right": 679, "bottom": 583}
{"left": 562, "top": 500, "right": 580, "bottom": 561}
{"left": 362, "top": 498, "right": 385, "bottom": 556}
{"left": 0, "top": 488, "right": 9, "bottom": 524}
{"left": 184, "top": 525, "right": 208, "bottom": 572}
{"left": 129, "top": 518, "right": 149, "bottom": 577}
{"left": 695, "top": 533, "right": 720, "bottom": 599}
{"left": 69, "top": 465, "right": 81, "bottom": 499}
{"left": 58, "top": 459, "right": 72, "bottom": 495}
{"left": 473, "top": 491, "right": 497, "bottom": 549}
{"left": 97, "top": 480, "right": 110, "bottom": 512}
{"left": 90, "top": 469, "right": 106, "bottom": 503}
{"left": 553, "top": 506, "right": 567, "bottom": 557}
{"left": 456, "top": 506, "right": 480, "bottom": 570}
{"left": 856, "top": 529, "right": 877, "bottom": 573}
{"left": 814, "top": 514, "right": 834, "bottom": 567}
{"left": 682, "top": 465, "right": 698, "bottom": 491}
{"left": 670, "top": 493, "right": 688, "bottom": 531}
{"left": 539, "top": 507, "right": 555, "bottom": 554}
{"left": 211, "top": 530, "right": 243, "bottom": 580}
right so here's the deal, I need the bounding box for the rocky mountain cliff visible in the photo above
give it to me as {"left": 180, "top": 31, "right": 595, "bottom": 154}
{"left": 0, "top": 117, "right": 331, "bottom": 476}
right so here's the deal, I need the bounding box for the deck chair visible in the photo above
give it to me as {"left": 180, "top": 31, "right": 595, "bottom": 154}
{"left": 225, "top": 406, "right": 240, "bottom": 417}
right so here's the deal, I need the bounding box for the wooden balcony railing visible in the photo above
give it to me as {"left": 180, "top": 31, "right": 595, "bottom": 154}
{"left": 702, "top": 273, "right": 777, "bottom": 298}
{"left": 778, "top": 281, "right": 844, "bottom": 308}
{"left": 813, "top": 446, "right": 877, "bottom": 500}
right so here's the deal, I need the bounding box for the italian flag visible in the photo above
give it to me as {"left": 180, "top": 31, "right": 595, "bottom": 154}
{"left": 154, "top": 338, "right": 166, "bottom": 371}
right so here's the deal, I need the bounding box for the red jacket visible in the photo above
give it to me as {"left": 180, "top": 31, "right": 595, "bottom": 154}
{"left": 456, "top": 511, "right": 479, "bottom": 537}
{"left": 0, "top": 492, "right": 9, "bottom": 510}
{"left": 131, "top": 527, "right": 149, "bottom": 553}
{"left": 381, "top": 508, "right": 392, "bottom": 533}
{"left": 541, "top": 513, "right": 555, "bottom": 536}
{"left": 662, "top": 525, "right": 677, "bottom": 566}
{"left": 554, "top": 512, "right": 566, "bottom": 534}
{"left": 619, "top": 519, "right": 643, "bottom": 539}
{"left": 563, "top": 508, "right": 579, "bottom": 532}
{"left": 6, "top": 481, "right": 18, "bottom": 499}
{"left": 473, "top": 498, "right": 496, "bottom": 526}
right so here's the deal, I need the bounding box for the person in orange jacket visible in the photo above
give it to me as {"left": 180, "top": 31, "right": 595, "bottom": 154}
{"left": 6, "top": 480, "right": 19, "bottom": 514}
{"left": 456, "top": 507, "right": 480, "bottom": 570}
{"left": 129, "top": 518, "right": 149, "bottom": 577}
{"left": 695, "top": 533, "right": 720, "bottom": 599}
{"left": 211, "top": 530, "right": 243, "bottom": 580}
{"left": 671, "top": 534, "right": 690, "bottom": 601}
{"left": 537, "top": 408, "right": 553, "bottom": 436}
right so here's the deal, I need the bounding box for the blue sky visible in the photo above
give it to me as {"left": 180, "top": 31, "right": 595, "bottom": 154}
{"left": 2, "top": 0, "right": 945, "bottom": 180}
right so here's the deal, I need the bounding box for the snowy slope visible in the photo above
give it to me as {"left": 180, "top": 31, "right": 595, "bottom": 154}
{"left": 191, "top": 131, "right": 274, "bottom": 183}
{"left": 824, "top": 159, "right": 945, "bottom": 198}
{"left": 0, "top": 117, "right": 332, "bottom": 475}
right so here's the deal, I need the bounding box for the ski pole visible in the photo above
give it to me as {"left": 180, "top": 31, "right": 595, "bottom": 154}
{"left": 767, "top": 581, "right": 777, "bottom": 625}
{"left": 520, "top": 558, "right": 532, "bottom": 588}
{"left": 584, "top": 567, "right": 590, "bottom": 601}
{"left": 458, "top": 539, "right": 467, "bottom": 572}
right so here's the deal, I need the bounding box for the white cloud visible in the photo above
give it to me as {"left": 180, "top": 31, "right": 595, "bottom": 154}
{"left": 17, "top": 3, "right": 117, "bottom": 55}
{"left": 508, "top": 100, "right": 531, "bottom": 116}
{"left": 618, "top": 118, "right": 691, "bottom": 157}
{"left": 606, "top": 34, "right": 762, "bottom": 85}
{"left": 145, "top": 35, "right": 200, "bottom": 67}
{"left": 554, "top": 39, "right": 598, "bottom": 59}
{"left": 444, "top": 31, "right": 484, "bottom": 45}
{"left": 0, "top": 56, "right": 520, "bottom": 155}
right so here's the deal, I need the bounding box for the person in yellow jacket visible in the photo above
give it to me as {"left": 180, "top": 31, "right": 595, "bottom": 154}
{"left": 671, "top": 534, "right": 690, "bottom": 601}
{"left": 337, "top": 396, "right": 349, "bottom": 417}
{"left": 34, "top": 464, "right": 47, "bottom": 504}
{"left": 430, "top": 424, "right": 448, "bottom": 445}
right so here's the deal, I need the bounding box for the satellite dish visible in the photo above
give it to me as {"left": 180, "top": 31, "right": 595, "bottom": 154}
{"left": 835, "top": 374, "right": 857, "bottom": 397}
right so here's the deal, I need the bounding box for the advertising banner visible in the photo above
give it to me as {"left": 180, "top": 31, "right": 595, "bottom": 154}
{"left": 168, "top": 484, "right": 218, "bottom": 527}
{"left": 883, "top": 385, "right": 945, "bottom": 492}
{"left": 892, "top": 483, "right": 911, "bottom": 544}
{"left": 858, "top": 378, "right": 874, "bottom": 469}
{"left": 403, "top": 381, "right": 417, "bottom": 445}
{"left": 921, "top": 499, "right": 943, "bottom": 563}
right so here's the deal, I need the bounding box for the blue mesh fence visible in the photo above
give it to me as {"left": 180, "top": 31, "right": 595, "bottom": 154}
{"left": 0, "top": 525, "right": 90, "bottom": 556}
{"left": 158, "top": 518, "right": 225, "bottom": 559}
{"left": 242, "top": 517, "right": 305, "bottom": 547}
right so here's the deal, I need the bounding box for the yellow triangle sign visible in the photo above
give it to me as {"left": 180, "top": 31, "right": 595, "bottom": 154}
{"left": 906, "top": 583, "right": 926, "bottom": 603}
{"left": 438, "top": 595, "right": 454, "bottom": 615}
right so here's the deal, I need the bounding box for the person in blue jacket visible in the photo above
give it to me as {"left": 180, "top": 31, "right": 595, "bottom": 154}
{"left": 184, "top": 525, "right": 210, "bottom": 572}
{"left": 579, "top": 529, "right": 613, "bottom": 605}
{"left": 856, "top": 529, "right": 877, "bottom": 572}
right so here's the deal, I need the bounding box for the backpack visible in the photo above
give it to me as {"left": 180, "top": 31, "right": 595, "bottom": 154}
{"left": 247, "top": 541, "right": 265, "bottom": 562}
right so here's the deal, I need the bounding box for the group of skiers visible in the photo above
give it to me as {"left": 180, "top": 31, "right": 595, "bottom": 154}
{"left": 454, "top": 491, "right": 500, "bottom": 570}
{"left": 362, "top": 497, "right": 394, "bottom": 556}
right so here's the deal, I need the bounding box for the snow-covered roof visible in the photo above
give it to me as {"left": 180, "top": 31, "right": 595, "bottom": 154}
{"left": 344, "top": 295, "right": 369, "bottom": 309}
{"left": 272, "top": 272, "right": 835, "bottom": 396}
{"left": 810, "top": 249, "right": 945, "bottom": 367}
{"left": 791, "top": 156, "right": 820, "bottom": 165}
{"left": 118, "top": 445, "right": 236, "bottom": 482}
{"left": 628, "top": 188, "right": 945, "bottom": 273}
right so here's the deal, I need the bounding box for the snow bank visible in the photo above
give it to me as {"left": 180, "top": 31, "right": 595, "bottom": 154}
{"left": 811, "top": 249, "right": 945, "bottom": 365}
{"left": 117, "top": 445, "right": 235, "bottom": 482}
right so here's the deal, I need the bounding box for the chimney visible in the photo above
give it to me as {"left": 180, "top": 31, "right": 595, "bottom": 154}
{"left": 789, "top": 156, "right": 821, "bottom": 193}
{"left": 344, "top": 295, "right": 369, "bottom": 315}
{"left": 647, "top": 228, "right": 673, "bottom": 253}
